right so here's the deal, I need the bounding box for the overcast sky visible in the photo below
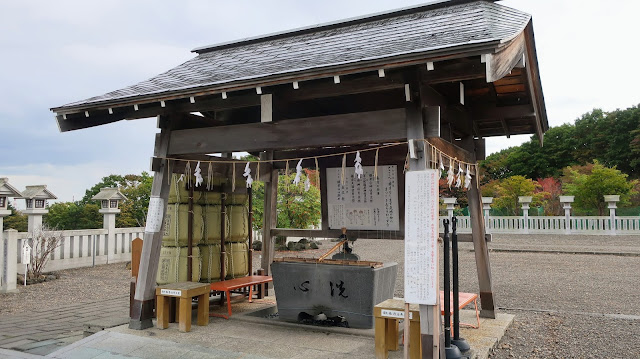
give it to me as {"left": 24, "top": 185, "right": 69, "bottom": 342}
{"left": 1, "top": 0, "right": 638, "bottom": 204}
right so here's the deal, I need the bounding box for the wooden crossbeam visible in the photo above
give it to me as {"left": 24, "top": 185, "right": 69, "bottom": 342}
{"left": 167, "top": 108, "right": 407, "bottom": 155}
{"left": 421, "top": 61, "right": 486, "bottom": 84}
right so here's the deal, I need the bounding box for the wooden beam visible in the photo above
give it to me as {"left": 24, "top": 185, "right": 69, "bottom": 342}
{"left": 426, "top": 137, "right": 475, "bottom": 164}
{"left": 270, "top": 228, "right": 490, "bottom": 242}
{"left": 524, "top": 22, "right": 548, "bottom": 143}
{"left": 56, "top": 94, "right": 262, "bottom": 132}
{"left": 130, "top": 126, "right": 172, "bottom": 330}
{"left": 276, "top": 72, "right": 406, "bottom": 102}
{"left": 167, "top": 108, "right": 407, "bottom": 155}
{"left": 421, "top": 61, "right": 486, "bottom": 84}
{"left": 500, "top": 118, "right": 511, "bottom": 138}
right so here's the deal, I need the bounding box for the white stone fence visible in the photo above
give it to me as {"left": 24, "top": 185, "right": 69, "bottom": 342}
{"left": 441, "top": 195, "right": 640, "bottom": 235}
{"left": 1, "top": 226, "right": 144, "bottom": 292}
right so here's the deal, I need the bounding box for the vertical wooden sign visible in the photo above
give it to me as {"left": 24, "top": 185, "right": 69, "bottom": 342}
{"left": 404, "top": 169, "right": 440, "bottom": 305}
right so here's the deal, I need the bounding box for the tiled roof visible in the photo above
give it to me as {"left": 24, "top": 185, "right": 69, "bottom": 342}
{"left": 91, "top": 187, "right": 128, "bottom": 201}
{"left": 54, "top": 0, "right": 530, "bottom": 111}
{"left": 20, "top": 185, "right": 57, "bottom": 200}
{"left": 0, "top": 178, "right": 23, "bottom": 197}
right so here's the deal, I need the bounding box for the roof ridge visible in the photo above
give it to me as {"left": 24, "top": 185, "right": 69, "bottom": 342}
{"left": 192, "top": 0, "right": 496, "bottom": 54}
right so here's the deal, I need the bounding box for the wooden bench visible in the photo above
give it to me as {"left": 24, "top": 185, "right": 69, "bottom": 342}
{"left": 374, "top": 298, "right": 421, "bottom": 359}
{"left": 209, "top": 275, "right": 273, "bottom": 319}
{"left": 156, "top": 282, "right": 210, "bottom": 332}
{"left": 374, "top": 293, "right": 479, "bottom": 359}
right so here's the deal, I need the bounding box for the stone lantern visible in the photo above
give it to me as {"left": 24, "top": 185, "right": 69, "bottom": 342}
{"left": 0, "top": 178, "right": 23, "bottom": 231}
{"left": 604, "top": 195, "right": 620, "bottom": 234}
{"left": 92, "top": 187, "right": 127, "bottom": 226}
{"left": 518, "top": 196, "right": 533, "bottom": 234}
{"left": 559, "top": 196, "right": 575, "bottom": 234}
{"left": 442, "top": 197, "right": 457, "bottom": 221}
{"left": 19, "top": 185, "right": 57, "bottom": 233}
{"left": 92, "top": 188, "right": 127, "bottom": 259}
{"left": 481, "top": 197, "right": 493, "bottom": 233}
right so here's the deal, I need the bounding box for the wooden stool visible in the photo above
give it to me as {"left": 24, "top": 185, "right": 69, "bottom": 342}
{"left": 156, "top": 282, "right": 210, "bottom": 332}
{"left": 374, "top": 298, "right": 421, "bottom": 359}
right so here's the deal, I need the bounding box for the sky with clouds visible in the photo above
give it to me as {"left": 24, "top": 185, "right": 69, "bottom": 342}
{"left": 1, "top": 0, "right": 638, "bottom": 204}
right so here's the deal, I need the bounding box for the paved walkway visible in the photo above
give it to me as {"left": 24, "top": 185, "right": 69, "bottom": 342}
{"left": 0, "top": 295, "right": 129, "bottom": 356}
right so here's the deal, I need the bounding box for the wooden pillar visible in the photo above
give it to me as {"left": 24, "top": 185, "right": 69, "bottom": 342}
{"left": 220, "top": 193, "right": 227, "bottom": 281}
{"left": 467, "top": 164, "right": 496, "bottom": 318}
{"left": 247, "top": 187, "right": 253, "bottom": 274}
{"left": 405, "top": 81, "right": 442, "bottom": 359}
{"left": 130, "top": 126, "right": 172, "bottom": 330}
{"left": 260, "top": 152, "right": 278, "bottom": 277}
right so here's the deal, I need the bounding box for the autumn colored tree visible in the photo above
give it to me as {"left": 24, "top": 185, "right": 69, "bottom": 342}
{"left": 484, "top": 176, "right": 544, "bottom": 215}
{"left": 536, "top": 177, "right": 563, "bottom": 215}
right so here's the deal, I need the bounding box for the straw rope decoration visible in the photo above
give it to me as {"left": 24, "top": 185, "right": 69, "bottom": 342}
{"left": 151, "top": 140, "right": 478, "bottom": 190}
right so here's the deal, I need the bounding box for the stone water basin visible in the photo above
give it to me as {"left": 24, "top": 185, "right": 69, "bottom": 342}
{"left": 271, "top": 258, "right": 397, "bottom": 328}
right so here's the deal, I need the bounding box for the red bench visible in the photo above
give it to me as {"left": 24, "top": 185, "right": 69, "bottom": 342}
{"left": 209, "top": 275, "right": 273, "bottom": 319}
{"left": 440, "top": 291, "right": 480, "bottom": 329}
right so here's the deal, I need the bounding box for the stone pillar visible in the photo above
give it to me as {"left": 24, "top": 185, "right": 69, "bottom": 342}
{"left": 0, "top": 208, "right": 10, "bottom": 233}
{"left": 100, "top": 207, "right": 120, "bottom": 263}
{"left": 24, "top": 209, "right": 47, "bottom": 234}
{"left": 482, "top": 197, "right": 493, "bottom": 233}
{"left": 1, "top": 229, "right": 18, "bottom": 293}
{"left": 604, "top": 195, "right": 620, "bottom": 235}
{"left": 518, "top": 196, "right": 532, "bottom": 234}
{"left": 559, "top": 196, "right": 574, "bottom": 234}
{"left": 442, "top": 197, "right": 457, "bottom": 221}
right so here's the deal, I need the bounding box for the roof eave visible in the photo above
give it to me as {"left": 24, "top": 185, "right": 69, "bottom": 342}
{"left": 51, "top": 39, "right": 501, "bottom": 115}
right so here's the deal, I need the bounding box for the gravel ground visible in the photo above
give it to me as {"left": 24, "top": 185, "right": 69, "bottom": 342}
{"left": 0, "top": 262, "right": 130, "bottom": 315}
{"left": 2, "top": 234, "right": 638, "bottom": 357}
{"left": 261, "top": 235, "right": 640, "bottom": 358}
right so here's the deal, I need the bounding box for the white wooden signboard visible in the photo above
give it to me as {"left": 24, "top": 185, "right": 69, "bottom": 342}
{"left": 22, "top": 244, "right": 31, "bottom": 265}
{"left": 326, "top": 165, "right": 399, "bottom": 230}
{"left": 404, "top": 169, "right": 440, "bottom": 305}
{"left": 145, "top": 196, "right": 164, "bottom": 233}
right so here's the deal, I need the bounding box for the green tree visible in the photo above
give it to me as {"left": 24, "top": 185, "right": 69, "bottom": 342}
{"left": 80, "top": 174, "right": 126, "bottom": 204}
{"left": 44, "top": 202, "right": 101, "bottom": 230}
{"left": 2, "top": 203, "right": 27, "bottom": 232}
{"left": 562, "top": 161, "right": 637, "bottom": 215}
{"left": 116, "top": 173, "right": 153, "bottom": 227}
{"left": 480, "top": 105, "right": 640, "bottom": 180}
{"left": 251, "top": 171, "right": 321, "bottom": 230}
